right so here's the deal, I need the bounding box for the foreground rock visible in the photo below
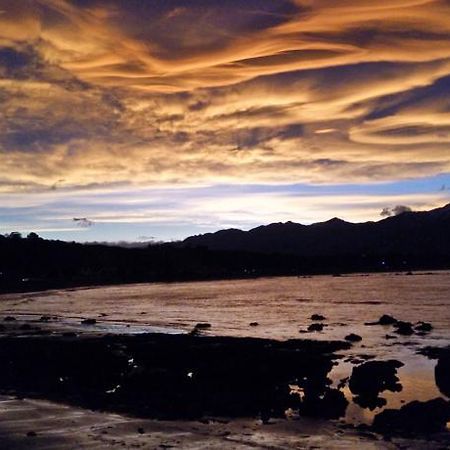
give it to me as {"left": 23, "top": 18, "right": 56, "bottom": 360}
{"left": 0, "top": 333, "right": 350, "bottom": 421}
{"left": 436, "top": 349, "right": 450, "bottom": 398}
{"left": 349, "top": 360, "right": 404, "bottom": 410}
{"left": 420, "top": 346, "right": 450, "bottom": 398}
{"left": 373, "top": 398, "right": 450, "bottom": 434}
{"left": 344, "top": 333, "right": 362, "bottom": 342}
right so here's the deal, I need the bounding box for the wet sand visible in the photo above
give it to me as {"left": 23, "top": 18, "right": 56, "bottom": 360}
{"left": 1, "top": 395, "right": 447, "bottom": 450}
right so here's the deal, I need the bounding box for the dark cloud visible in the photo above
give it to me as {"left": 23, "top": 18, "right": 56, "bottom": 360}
{"left": 232, "top": 124, "right": 304, "bottom": 149}
{"left": 380, "top": 205, "right": 413, "bottom": 217}
{"left": 0, "top": 47, "right": 31, "bottom": 72}
{"left": 73, "top": 217, "right": 94, "bottom": 227}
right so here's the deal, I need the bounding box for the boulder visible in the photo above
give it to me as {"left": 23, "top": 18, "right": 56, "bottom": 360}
{"left": 373, "top": 398, "right": 450, "bottom": 434}
{"left": 194, "top": 323, "right": 211, "bottom": 329}
{"left": 345, "top": 333, "right": 362, "bottom": 342}
{"left": 435, "top": 349, "right": 450, "bottom": 398}
{"left": 310, "top": 314, "right": 326, "bottom": 321}
{"left": 393, "top": 321, "right": 414, "bottom": 336}
{"left": 308, "top": 323, "right": 324, "bottom": 332}
{"left": 349, "top": 360, "right": 403, "bottom": 409}
{"left": 414, "top": 321, "right": 432, "bottom": 332}
{"left": 366, "top": 314, "right": 397, "bottom": 326}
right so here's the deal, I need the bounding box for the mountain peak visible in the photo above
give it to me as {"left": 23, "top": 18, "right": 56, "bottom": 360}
{"left": 311, "top": 217, "right": 350, "bottom": 227}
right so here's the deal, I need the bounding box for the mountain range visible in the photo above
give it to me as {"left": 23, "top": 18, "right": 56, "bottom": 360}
{"left": 1, "top": 203, "right": 450, "bottom": 293}
{"left": 182, "top": 203, "right": 450, "bottom": 258}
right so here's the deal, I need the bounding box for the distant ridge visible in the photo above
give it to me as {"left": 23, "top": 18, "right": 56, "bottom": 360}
{"left": 182, "top": 203, "right": 450, "bottom": 257}
{"left": 1, "top": 203, "right": 450, "bottom": 293}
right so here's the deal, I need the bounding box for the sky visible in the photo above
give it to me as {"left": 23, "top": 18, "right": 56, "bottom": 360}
{"left": 1, "top": 0, "right": 450, "bottom": 242}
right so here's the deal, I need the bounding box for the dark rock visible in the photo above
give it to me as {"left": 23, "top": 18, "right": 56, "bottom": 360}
{"left": 194, "top": 323, "right": 211, "bottom": 329}
{"left": 393, "top": 321, "right": 414, "bottom": 335}
{"left": 26, "top": 431, "right": 37, "bottom": 437}
{"left": 349, "top": 360, "right": 403, "bottom": 409}
{"left": 366, "top": 314, "right": 398, "bottom": 326}
{"left": 19, "top": 324, "right": 32, "bottom": 331}
{"left": 373, "top": 398, "right": 450, "bottom": 434}
{"left": 137, "top": 427, "right": 145, "bottom": 434}
{"left": 81, "top": 318, "right": 97, "bottom": 325}
{"left": 435, "top": 349, "right": 450, "bottom": 398}
{"left": 308, "top": 323, "right": 324, "bottom": 332}
{"left": 378, "top": 314, "right": 398, "bottom": 325}
{"left": 39, "top": 315, "right": 51, "bottom": 322}
{"left": 0, "top": 332, "right": 349, "bottom": 422}
{"left": 300, "top": 388, "right": 348, "bottom": 419}
{"left": 385, "top": 334, "right": 397, "bottom": 339}
{"left": 414, "top": 321, "right": 432, "bottom": 332}
{"left": 249, "top": 322, "right": 259, "bottom": 327}
{"left": 189, "top": 322, "right": 212, "bottom": 335}
{"left": 4, "top": 316, "right": 16, "bottom": 322}
{"left": 345, "top": 333, "right": 362, "bottom": 342}
{"left": 310, "top": 314, "right": 326, "bottom": 321}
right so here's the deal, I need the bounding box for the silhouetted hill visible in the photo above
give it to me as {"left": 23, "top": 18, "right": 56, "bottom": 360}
{"left": 182, "top": 203, "right": 450, "bottom": 258}
{"left": 1, "top": 203, "right": 450, "bottom": 293}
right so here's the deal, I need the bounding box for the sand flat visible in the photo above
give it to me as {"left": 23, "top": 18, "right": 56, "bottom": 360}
{"left": 0, "top": 395, "right": 406, "bottom": 450}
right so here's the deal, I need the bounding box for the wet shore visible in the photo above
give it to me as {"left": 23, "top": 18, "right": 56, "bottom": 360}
{"left": 1, "top": 273, "right": 449, "bottom": 449}
{"left": 0, "top": 315, "right": 449, "bottom": 448}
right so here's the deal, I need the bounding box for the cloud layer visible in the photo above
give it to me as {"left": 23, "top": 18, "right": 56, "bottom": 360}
{"left": 1, "top": 1, "right": 449, "bottom": 238}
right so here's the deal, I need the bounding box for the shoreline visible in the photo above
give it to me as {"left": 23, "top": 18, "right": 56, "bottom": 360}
{"left": 2, "top": 268, "right": 449, "bottom": 296}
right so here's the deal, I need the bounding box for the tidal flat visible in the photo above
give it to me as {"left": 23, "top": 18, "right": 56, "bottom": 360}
{"left": 0, "top": 272, "right": 449, "bottom": 448}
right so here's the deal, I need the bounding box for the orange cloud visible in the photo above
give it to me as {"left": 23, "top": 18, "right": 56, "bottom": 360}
{"left": 0, "top": 0, "right": 449, "bottom": 195}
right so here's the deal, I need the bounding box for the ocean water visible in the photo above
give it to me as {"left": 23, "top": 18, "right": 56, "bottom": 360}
{"left": 1, "top": 271, "right": 449, "bottom": 424}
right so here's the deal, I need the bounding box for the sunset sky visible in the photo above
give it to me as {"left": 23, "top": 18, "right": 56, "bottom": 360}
{"left": 1, "top": 0, "right": 450, "bottom": 242}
